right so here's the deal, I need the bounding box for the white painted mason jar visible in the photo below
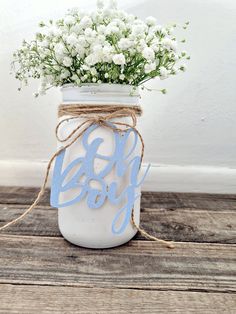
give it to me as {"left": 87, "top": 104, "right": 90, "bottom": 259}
{"left": 56, "top": 83, "right": 142, "bottom": 248}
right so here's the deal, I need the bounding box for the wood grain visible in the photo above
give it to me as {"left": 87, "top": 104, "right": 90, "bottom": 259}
{"left": 0, "top": 186, "right": 50, "bottom": 206}
{"left": 0, "top": 284, "right": 235, "bottom": 314}
{"left": 1, "top": 187, "right": 236, "bottom": 211}
{"left": 141, "top": 191, "right": 236, "bottom": 211}
{"left": 0, "top": 235, "right": 235, "bottom": 292}
{"left": 0, "top": 187, "right": 235, "bottom": 313}
{"left": 0, "top": 204, "right": 235, "bottom": 243}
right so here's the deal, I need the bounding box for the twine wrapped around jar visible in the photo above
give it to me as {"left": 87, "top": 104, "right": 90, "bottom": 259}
{"left": 0, "top": 104, "right": 174, "bottom": 249}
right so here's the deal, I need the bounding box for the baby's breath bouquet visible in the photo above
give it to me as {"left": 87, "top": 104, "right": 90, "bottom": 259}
{"left": 12, "top": 0, "right": 189, "bottom": 96}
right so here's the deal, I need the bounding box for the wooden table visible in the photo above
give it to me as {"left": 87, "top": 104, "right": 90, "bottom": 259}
{"left": 0, "top": 187, "right": 235, "bottom": 313}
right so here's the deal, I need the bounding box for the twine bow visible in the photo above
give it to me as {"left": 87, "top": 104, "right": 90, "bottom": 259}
{"left": 0, "top": 104, "right": 174, "bottom": 249}
{"left": 56, "top": 107, "right": 144, "bottom": 164}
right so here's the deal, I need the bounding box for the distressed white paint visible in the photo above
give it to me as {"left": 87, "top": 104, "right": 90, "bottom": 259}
{"left": 0, "top": 0, "right": 236, "bottom": 192}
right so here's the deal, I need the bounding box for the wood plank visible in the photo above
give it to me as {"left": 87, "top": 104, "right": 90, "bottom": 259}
{"left": 0, "top": 235, "right": 235, "bottom": 292}
{"left": 0, "top": 186, "right": 236, "bottom": 211}
{"left": 0, "top": 205, "right": 58, "bottom": 237}
{"left": 140, "top": 209, "right": 236, "bottom": 244}
{"left": 0, "top": 186, "right": 50, "bottom": 206}
{"left": 142, "top": 191, "right": 236, "bottom": 211}
{"left": 0, "top": 284, "right": 235, "bottom": 314}
{"left": 0, "top": 204, "right": 235, "bottom": 243}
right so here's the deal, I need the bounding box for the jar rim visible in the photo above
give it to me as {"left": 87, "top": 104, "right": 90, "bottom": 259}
{"left": 61, "top": 83, "right": 139, "bottom": 94}
{"left": 61, "top": 83, "right": 140, "bottom": 104}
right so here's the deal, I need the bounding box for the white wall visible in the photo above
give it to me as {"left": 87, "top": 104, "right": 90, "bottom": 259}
{"left": 0, "top": 0, "right": 236, "bottom": 192}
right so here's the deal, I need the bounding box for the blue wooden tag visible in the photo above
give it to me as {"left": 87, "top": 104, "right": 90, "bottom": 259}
{"left": 50, "top": 123, "right": 150, "bottom": 235}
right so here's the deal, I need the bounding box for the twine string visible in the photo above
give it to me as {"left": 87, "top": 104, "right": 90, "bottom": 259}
{"left": 0, "top": 104, "right": 174, "bottom": 249}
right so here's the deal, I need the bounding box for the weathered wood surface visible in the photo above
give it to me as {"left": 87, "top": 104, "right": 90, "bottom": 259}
{"left": 0, "top": 204, "right": 235, "bottom": 243}
{"left": 0, "top": 285, "right": 235, "bottom": 314}
{"left": 0, "top": 186, "right": 235, "bottom": 313}
{"left": 1, "top": 186, "right": 236, "bottom": 211}
{"left": 0, "top": 235, "right": 235, "bottom": 292}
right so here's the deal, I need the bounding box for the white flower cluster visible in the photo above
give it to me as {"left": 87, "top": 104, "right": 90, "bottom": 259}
{"left": 12, "top": 0, "right": 189, "bottom": 96}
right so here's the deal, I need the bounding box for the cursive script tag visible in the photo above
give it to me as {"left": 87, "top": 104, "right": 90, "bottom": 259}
{"left": 50, "top": 123, "right": 150, "bottom": 235}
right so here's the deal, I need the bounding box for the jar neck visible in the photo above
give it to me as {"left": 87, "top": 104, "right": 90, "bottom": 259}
{"left": 61, "top": 84, "right": 140, "bottom": 106}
